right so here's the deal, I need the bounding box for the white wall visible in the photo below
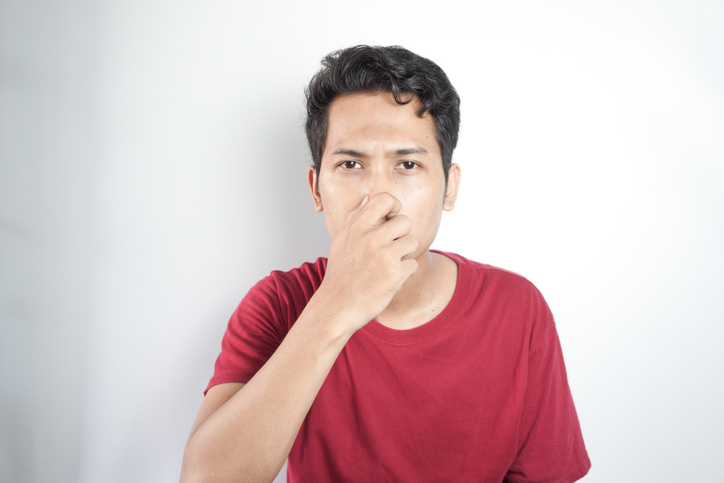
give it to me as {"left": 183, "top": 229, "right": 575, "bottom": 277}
{"left": 1, "top": 1, "right": 722, "bottom": 482}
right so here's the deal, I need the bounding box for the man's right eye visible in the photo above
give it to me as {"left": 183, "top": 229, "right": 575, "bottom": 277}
{"left": 340, "top": 161, "right": 361, "bottom": 169}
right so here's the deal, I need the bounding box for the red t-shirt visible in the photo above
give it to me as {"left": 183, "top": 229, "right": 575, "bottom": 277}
{"left": 208, "top": 251, "right": 591, "bottom": 482}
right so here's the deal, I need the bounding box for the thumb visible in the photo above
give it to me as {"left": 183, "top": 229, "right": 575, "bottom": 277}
{"left": 344, "top": 195, "right": 370, "bottom": 224}
{"left": 354, "top": 195, "right": 369, "bottom": 213}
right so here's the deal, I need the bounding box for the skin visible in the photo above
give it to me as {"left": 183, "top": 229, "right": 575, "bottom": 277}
{"left": 180, "top": 92, "right": 461, "bottom": 483}
{"left": 309, "top": 92, "right": 461, "bottom": 329}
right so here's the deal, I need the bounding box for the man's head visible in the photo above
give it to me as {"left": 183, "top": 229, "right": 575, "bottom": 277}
{"left": 305, "top": 45, "right": 460, "bottom": 181}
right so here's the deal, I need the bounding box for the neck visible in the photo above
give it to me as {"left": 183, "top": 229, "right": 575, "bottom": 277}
{"left": 375, "top": 250, "right": 457, "bottom": 330}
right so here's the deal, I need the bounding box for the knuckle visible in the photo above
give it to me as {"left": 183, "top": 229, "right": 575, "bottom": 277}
{"left": 398, "top": 215, "right": 412, "bottom": 230}
{"left": 389, "top": 214, "right": 411, "bottom": 231}
{"left": 347, "top": 222, "right": 363, "bottom": 239}
{"left": 368, "top": 236, "right": 384, "bottom": 251}
{"left": 377, "top": 192, "right": 394, "bottom": 203}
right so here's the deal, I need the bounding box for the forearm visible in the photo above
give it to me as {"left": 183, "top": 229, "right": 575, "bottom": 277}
{"left": 180, "top": 297, "right": 356, "bottom": 483}
{"left": 181, "top": 193, "right": 418, "bottom": 483}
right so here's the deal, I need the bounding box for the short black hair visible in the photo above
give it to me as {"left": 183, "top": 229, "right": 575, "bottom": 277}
{"left": 305, "top": 45, "right": 460, "bottom": 180}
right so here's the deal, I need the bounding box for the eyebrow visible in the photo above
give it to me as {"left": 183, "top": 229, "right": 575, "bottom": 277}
{"left": 389, "top": 146, "right": 428, "bottom": 156}
{"left": 330, "top": 148, "right": 366, "bottom": 157}
{"left": 330, "top": 146, "right": 429, "bottom": 157}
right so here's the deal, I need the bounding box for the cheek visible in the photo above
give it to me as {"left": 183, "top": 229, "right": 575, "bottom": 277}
{"left": 320, "top": 197, "right": 357, "bottom": 239}
{"left": 321, "top": 209, "right": 343, "bottom": 240}
{"left": 401, "top": 193, "right": 444, "bottom": 234}
{"left": 402, "top": 187, "right": 444, "bottom": 215}
{"left": 321, "top": 181, "right": 367, "bottom": 214}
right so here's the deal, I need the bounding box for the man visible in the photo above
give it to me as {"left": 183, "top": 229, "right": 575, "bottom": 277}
{"left": 180, "top": 45, "right": 590, "bottom": 483}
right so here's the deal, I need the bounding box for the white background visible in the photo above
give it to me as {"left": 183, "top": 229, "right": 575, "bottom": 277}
{"left": 1, "top": 1, "right": 723, "bottom": 482}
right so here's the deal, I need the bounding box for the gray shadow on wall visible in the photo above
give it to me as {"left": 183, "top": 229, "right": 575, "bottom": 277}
{"left": 0, "top": 1, "right": 100, "bottom": 482}
{"left": 254, "top": 98, "right": 331, "bottom": 273}
{"left": 246, "top": 96, "right": 328, "bottom": 483}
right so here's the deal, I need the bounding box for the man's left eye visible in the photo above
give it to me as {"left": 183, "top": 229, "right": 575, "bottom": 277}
{"left": 399, "top": 161, "right": 417, "bottom": 170}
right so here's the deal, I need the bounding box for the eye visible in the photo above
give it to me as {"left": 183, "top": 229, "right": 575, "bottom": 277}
{"left": 398, "top": 161, "right": 418, "bottom": 170}
{"left": 339, "top": 161, "right": 362, "bottom": 169}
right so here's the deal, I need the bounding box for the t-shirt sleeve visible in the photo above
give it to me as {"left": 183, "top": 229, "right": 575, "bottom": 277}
{"left": 204, "top": 275, "right": 288, "bottom": 394}
{"left": 505, "top": 286, "right": 591, "bottom": 483}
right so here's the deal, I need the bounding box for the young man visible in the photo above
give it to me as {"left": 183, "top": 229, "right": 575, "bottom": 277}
{"left": 181, "top": 46, "right": 590, "bottom": 483}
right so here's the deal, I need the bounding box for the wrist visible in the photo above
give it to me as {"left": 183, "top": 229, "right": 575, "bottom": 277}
{"left": 302, "top": 284, "right": 369, "bottom": 341}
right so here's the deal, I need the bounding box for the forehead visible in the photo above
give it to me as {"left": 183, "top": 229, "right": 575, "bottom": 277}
{"left": 324, "top": 92, "right": 440, "bottom": 158}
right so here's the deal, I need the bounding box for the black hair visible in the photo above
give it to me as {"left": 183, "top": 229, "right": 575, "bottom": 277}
{"left": 305, "top": 45, "right": 460, "bottom": 180}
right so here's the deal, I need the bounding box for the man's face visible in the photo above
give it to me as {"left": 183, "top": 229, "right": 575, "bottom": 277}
{"left": 308, "top": 92, "right": 460, "bottom": 260}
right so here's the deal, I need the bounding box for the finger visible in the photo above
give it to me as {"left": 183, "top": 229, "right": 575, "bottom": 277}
{"left": 358, "top": 192, "right": 402, "bottom": 226}
{"left": 391, "top": 234, "right": 419, "bottom": 260}
{"left": 400, "top": 257, "right": 419, "bottom": 277}
{"left": 352, "top": 195, "right": 370, "bottom": 215}
{"left": 376, "top": 213, "right": 412, "bottom": 240}
{"left": 343, "top": 195, "right": 370, "bottom": 225}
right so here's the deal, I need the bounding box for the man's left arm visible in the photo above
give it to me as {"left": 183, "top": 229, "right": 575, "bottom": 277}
{"left": 505, "top": 287, "right": 591, "bottom": 483}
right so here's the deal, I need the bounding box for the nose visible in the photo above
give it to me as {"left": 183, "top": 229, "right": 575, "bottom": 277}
{"left": 360, "top": 165, "right": 397, "bottom": 200}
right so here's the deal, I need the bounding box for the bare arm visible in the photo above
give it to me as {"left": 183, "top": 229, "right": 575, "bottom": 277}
{"left": 181, "top": 300, "right": 356, "bottom": 483}
{"left": 180, "top": 193, "right": 418, "bottom": 483}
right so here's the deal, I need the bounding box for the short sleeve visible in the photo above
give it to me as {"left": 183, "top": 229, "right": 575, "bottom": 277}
{"left": 204, "top": 258, "right": 326, "bottom": 395}
{"left": 505, "top": 288, "right": 591, "bottom": 482}
{"left": 204, "top": 275, "right": 287, "bottom": 393}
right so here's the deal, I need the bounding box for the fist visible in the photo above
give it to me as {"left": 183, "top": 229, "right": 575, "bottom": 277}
{"left": 318, "top": 192, "right": 419, "bottom": 331}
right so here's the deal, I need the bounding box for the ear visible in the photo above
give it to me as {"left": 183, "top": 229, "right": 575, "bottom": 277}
{"left": 443, "top": 163, "right": 461, "bottom": 211}
{"left": 307, "top": 166, "right": 323, "bottom": 212}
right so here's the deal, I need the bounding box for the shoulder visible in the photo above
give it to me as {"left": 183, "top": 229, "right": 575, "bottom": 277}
{"left": 248, "top": 257, "right": 327, "bottom": 300}
{"left": 269, "top": 257, "right": 327, "bottom": 294}
{"left": 238, "top": 257, "right": 328, "bottom": 329}
{"left": 438, "top": 250, "right": 542, "bottom": 299}
{"left": 436, "top": 250, "right": 552, "bottom": 333}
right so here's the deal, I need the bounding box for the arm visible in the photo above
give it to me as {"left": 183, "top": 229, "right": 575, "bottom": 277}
{"left": 504, "top": 287, "right": 590, "bottom": 483}
{"left": 180, "top": 193, "right": 418, "bottom": 483}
